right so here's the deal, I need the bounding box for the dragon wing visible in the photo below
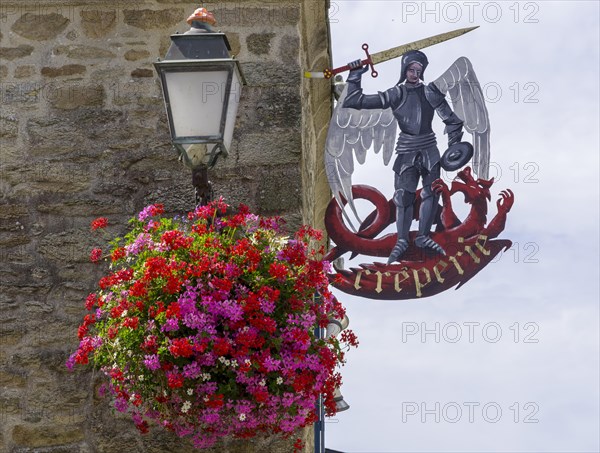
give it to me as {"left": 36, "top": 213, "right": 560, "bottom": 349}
{"left": 432, "top": 57, "right": 491, "bottom": 179}
{"left": 325, "top": 84, "right": 397, "bottom": 230}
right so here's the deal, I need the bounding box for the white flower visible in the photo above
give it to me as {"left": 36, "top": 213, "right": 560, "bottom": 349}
{"left": 187, "top": 388, "right": 194, "bottom": 396}
{"left": 259, "top": 379, "right": 266, "bottom": 387}
{"left": 127, "top": 350, "right": 132, "bottom": 357}
{"left": 231, "top": 360, "right": 238, "bottom": 368}
{"left": 269, "top": 235, "right": 289, "bottom": 250}
{"left": 276, "top": 377, "right": 283, "bottom": 385}
{"left": 181, "top": 401, "right": 191, "bottom": 413}
{"left": 138, "top": 375, "right": 144, "bottom": 381}
{"left": 244, "top": 359, "right": 251, "bottom": 365}
{"left": 224, "top": 359, "right": 231, "bottom": 366}
{"left": 201, "top": 373, "right": 211, "bottom": 381}
{"left": 121, "top": 310, "right": 128, "bottom": 318}
{"left": 218, "top": 356, "right": 226, "bottom": 363}
{"left": 239, "top": 413, "right": 246, "bottom": 421}
{"left": 129, "top": 393, "right": 136, "bottom": 402}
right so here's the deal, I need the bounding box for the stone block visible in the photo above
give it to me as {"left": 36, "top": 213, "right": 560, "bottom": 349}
{"left": 214, "top": 6, "right": 299, "bottom": 27}
{"left": 230, "top": 130, "right": 301, "bottom": 169}
{"left": 12, "top": 424, "right": 85, "bottom": 448}
{"left": 236, "top": 85, "right": 301, "bottom": 132}
{"left": 14, "top": 65, "right": 35, "bottom": 78}
{"left": 37, "top": 229, "right": 95, "bottom": 263}
{"left": 227, "top": 32, "right": 241, "bottom": 57}
{"left": 3, "top": 161, "right": 91, "bottom": 198}
{"left": 239, "top": 61, "right": 300, "bottom": 86}
{"left": 0, "top": 115, "right": 18, "bottom": 138}
{"left": 256, "top": 165, "right": 302, "bottom": 214}
{"left": 159, "top": 35, "right": 172, "bottom": 58}
{"left": 41, "top": 65, "right": 86, "bottom": 78}
{"left": 247, "top": 33, "right": 275, "bottom": 55}
{"left": 80, "top": 10, "right": 116, "bottom": 38}
{"left": 279, "top": 35, "right": 300, "bottom": 65}
{"left": 48, "top": 84, "right": 105, "bottom": 110}
{"left": 11, "top": 13, "right": 69, "bottom": 41}
{"left": 53, "top": 45, "right": 115, "bottom": 60}
{"left": 124, "top": 49, "right": 150, "bottom": 61}
{"left": 0, "top": 65, "right": 7, "bottom": 78}
{"left": 0, "top": 233, "right": 30, "bottom": 248}
{"left": 26, "top": 109, "right": 152, "bottom": 156}
{"left": 130, "top": 68, "right": 153, "bottom": 78}
{"left": 123, "top": 9, "right": 184, "bottom": 30}
{"left": 0, "top": 45, "right": 34, "bottom": 60}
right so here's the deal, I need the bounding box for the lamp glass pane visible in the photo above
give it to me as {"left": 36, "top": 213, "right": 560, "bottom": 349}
{"left": 164, "top": 69, "right": 229, "bottom": 138}
{"left": 223, "top": 67, "right": 242, "bottom": 152}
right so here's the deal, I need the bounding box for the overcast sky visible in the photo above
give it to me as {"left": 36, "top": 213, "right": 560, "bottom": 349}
{"left": 323, "top": 2, "right": 599, "bottom": 452}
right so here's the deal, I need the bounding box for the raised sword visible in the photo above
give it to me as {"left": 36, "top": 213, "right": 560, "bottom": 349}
{"left": 304, "top": 26, "right": 478, "bottom": 79}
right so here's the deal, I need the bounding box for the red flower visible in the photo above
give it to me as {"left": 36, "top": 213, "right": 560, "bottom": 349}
{"left": 213, "top": 338, "right": 230, "bottom": 356}
{"left": 165, "top": 276, "right": 182, "bottom": 294}
{"left": 129, "top": 280, "right": 147, "bottom": 298}
{"left": 91, "top": 217, "right": 108, "bottom": 230}
{"left": 90, "top": 248, "right": 102, "bottom": 263}
{"left": 85, "top": 293, "right": 97, "bottom": 311}
{"left": 165, "top": 302, "right": 180, "bottom": 319}
{"left": 148, "top": 302, "right": 165, "bottom": 319}
{"left": 205, "top": 393, "right": 224, "bottom": 409}
{"left": 141, "top": 335, "right": 158, "bottom": 354}
{"left": 122, "top": 317, "right": 139, "bottom": 330}
{"left": 135, "top": 420, "right": 149, "bottom": 434}
{"left": 293, "top": 438, "right": 304, "bottom": 453}
{"left": 169, "top": 338, "right": 193, "bottom": 358}
{"left": 253, "top": 388, "right": 269, "bottom": 403}
{"left": 111, "top": 247, "right": 126, "bottom": 262}
{"left": 341, "top": 330, "right": 359, "bottom": 347}
{"left": 269, "top": 262, "right": 288, "bottom": 280}
{"left": 167, "top": 373, "right": 184, "bottom": 388}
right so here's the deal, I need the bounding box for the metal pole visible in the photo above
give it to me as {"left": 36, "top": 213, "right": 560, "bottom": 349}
{"left": 314, "top": 294, "right": 325, "bottom": 453}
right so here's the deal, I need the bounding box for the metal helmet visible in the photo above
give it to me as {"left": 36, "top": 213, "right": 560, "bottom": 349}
{"left": 399, "top": 50, "right": 429, "bottom": 83}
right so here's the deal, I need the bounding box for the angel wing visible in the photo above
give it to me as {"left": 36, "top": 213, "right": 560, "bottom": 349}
{"left": 324, "top": 83, "right": 397, "bottom": 231}
{"left": 432, "top": 57, "right": 491, "bottom": 179}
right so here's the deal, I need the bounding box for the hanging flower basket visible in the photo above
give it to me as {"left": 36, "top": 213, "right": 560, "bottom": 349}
{"left": 67, "top": 199, "right": 357, "bottom": 449}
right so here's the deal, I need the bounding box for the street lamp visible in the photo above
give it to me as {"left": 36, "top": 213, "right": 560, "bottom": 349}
{"left": 154, "top": 8, "right": 245, "bottom": 205}
{"left": 326, "top": 313, "right": 351, "bottom": 413}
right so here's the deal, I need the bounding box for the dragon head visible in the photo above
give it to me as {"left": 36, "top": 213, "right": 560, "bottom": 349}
{"left": 451, "top": 166, "right": 494, "bottom": 204}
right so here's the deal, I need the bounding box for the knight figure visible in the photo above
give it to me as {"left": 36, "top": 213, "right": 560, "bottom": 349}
{"left": 343, "top": 50, "right": 465, "bottom": 263}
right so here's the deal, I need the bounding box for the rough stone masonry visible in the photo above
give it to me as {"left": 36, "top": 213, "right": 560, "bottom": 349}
{"left": 0, "top": 1, "right": 332, "bottom": 451}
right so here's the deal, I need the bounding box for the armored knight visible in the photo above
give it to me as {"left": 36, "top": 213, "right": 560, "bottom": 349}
{"left": 343, "top": 50, "right": 465, "bottom": 263}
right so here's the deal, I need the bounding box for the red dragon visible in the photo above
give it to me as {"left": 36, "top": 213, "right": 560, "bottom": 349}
{"left": 324, "top": 167, "right": 514, "bottom": 299}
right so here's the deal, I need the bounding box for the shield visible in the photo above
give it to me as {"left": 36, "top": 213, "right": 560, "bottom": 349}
{"left": 441, "top": 142, "right": 474, "bottom": 171}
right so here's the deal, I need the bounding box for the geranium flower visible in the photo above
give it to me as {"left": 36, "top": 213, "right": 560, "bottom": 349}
{"left": 67, "top": 199, "right": 357, "bottom": 446}
{"left": 91, "top": 217, "right": 108, "bottom": 230}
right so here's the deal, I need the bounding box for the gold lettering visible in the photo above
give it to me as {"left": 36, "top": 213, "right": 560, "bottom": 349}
{"left": 374, "top": 271, "right": 391, "bottom": 294}
{"left": 464, "top": 245, "right": 480, "bottom": 264}
{"left": 448, "top": 252, "right": 464, "bottom": 275}
{"left": 476, "top": 234, "right": 491, "bottom": 256}
{"left": 433, "top": 260, "right": 448, "bottom": 283}
{"left": 412, "top": 267, "right": 432, "bottom": 298}
{"left": 394, "top": 270, "right": 410, "bottom": 292}
{"left": 354, "top": 269, "right": 370, "bottom": 290}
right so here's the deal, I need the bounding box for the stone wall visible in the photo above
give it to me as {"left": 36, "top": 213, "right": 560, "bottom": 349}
{"left": 0, "top": 1, "right": 331, "bottom": 451}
